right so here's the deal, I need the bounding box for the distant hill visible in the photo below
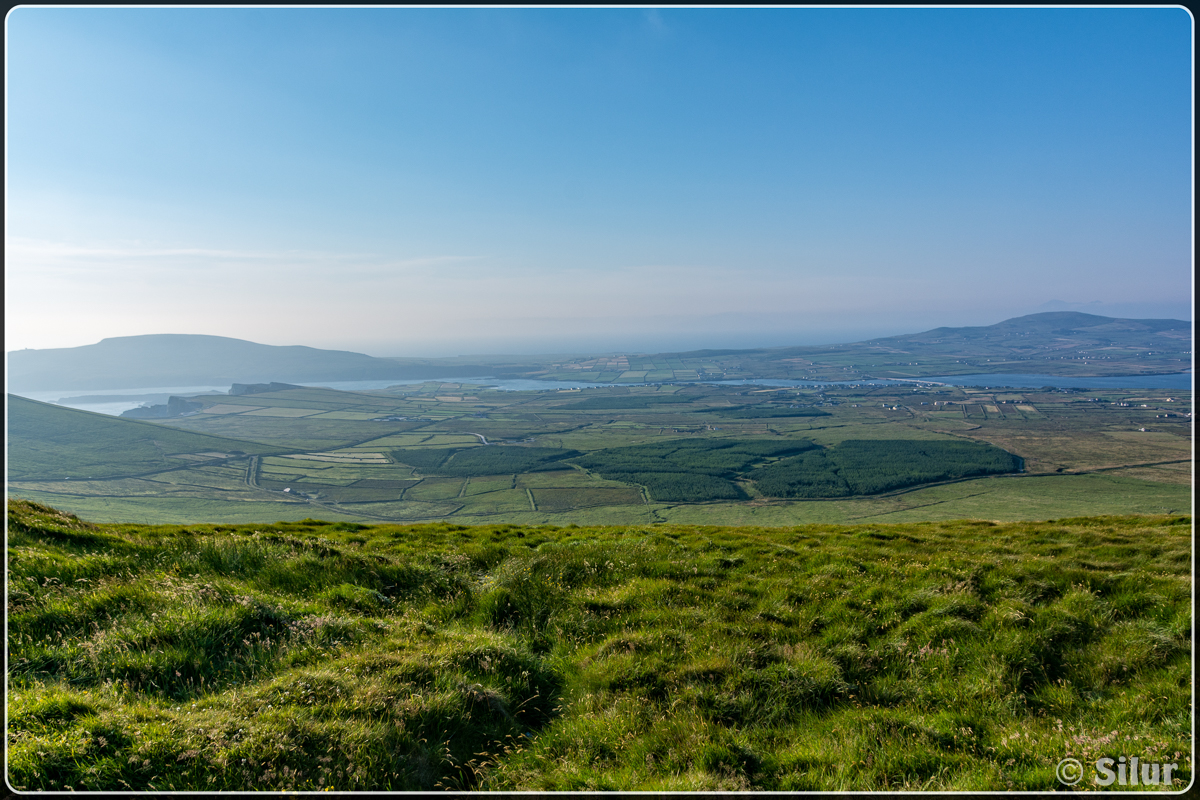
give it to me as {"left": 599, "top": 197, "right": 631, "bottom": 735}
{"left": 882, "top": 311, "right": 1190, "bottom": 345}
{"left": 620, "top": 312, "right": 1192, "bottom": 381}
{"left": 6, "top": 334, "right": 507, "bottom": 392}
{"left": 658, "top": 313, "right": 1191, "bottom": 359}
{"left": 6, "top": 394, "right": 281, "bottom": 481}
{"left": 840, "top": 312, "right": 1193, "bottom": 377}
{"left": 7, "top": 314, "right": 1192, "bottom": 391}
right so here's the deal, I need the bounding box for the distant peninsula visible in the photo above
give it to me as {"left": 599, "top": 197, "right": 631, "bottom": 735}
{"left": 6, "top": 334, "right": 523, "bottom": 392}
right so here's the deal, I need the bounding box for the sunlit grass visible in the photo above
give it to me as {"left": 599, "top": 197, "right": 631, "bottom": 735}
{"left": 7, "top": 500, "right": 1191, "bottom": 791}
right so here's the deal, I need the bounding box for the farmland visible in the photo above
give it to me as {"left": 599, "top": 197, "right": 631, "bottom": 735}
{"left": 5, "top": 329, "right": 1194, "bottom": 794}
{"left": 6, "top": 500, "right": 1190, "bottom": 791}
{"left": 7, "top": 375, "right": 1191, "bottom": 525}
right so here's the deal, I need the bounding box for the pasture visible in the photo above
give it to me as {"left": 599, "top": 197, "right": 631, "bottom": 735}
{"left": 6, "top": 500, "right": 1190, "bottom": 791}
{"left": 7, "top": 380, "right": 1192, "bottom": 525}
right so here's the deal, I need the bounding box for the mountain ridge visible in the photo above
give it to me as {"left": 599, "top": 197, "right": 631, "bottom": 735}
{"left": 7, "top": 312, "right": 1192, "bottom": 391}
{"left": 6, "top": 334, "right": 512, "bottom": 391}
{"left": 578, "top": 312, "right": 1192, "bottom": 381}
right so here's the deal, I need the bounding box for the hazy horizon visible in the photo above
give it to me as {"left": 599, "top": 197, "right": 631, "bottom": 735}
{"left": 6, "top": 298, "right": 1193, "bottom": 362}
{"left": 5, "top": 8, "right": 1192, "bottom": 356}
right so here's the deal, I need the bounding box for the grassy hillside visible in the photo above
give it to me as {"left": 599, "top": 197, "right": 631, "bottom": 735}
{"left": 7, "top": 500, "right": 1191, "bottom": 792}
{"left": 7, "top": 395, "right": 281, "bottom": 481}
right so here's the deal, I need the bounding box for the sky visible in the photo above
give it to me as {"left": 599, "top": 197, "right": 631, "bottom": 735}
{"left": 5, "top": 6, "right": 1193, "bottom": 357}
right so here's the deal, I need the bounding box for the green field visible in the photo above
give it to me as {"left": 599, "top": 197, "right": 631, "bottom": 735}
{"left": 7, "top": 378, "right": 1191, "bottom": 525}
{"left": 7, "top": 500, "right": 1190, "bottom": 791}
{"left": 6, "top": 395, "right": 282, "bottom": 481}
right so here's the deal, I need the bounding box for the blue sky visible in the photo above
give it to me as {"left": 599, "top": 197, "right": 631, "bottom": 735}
{"left": 5, "top": 7, "right": 1192, "bottom": 356}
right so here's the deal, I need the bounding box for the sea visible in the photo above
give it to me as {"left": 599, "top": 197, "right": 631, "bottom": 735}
{"left": 13, "top": 371, "right": 1192, "bottom": 417}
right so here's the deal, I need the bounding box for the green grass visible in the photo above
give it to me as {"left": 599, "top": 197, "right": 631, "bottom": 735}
{"left": 699, "top": 403, "right": 831, "bottom": 419}
{"left": 438, "top": 446, "right": 581, "bottom": 477}
{"left": 390, "top": 448, "right": 456, "bottom": 470}
{"left": 657, "top": 473, "right": 1193, "bottom": 526}
{"left": 11, "top": 471, "right": 1193, "bottom": 528}
{"left": 7, "top": 395, "right": 281, "bottom": 481}
{"left": 561, "top": 395, "right": 694, "bottom": 410}
{"left": 531, "top": 487, "right": 644, "bottom": 512}
{"left": 255, "top": 481, "right": 411, "bottom": 504}
{"left": 10, "top": 383, "right": 1191, "bottom": 526}
{"left": 163, "top": 413, "right": 431, "bottom": 451}
{"left": 7, "top": 500, "right": 1191, "bottom": 792}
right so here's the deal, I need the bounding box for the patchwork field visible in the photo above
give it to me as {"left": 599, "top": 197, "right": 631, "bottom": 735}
{"left": 7, "top": 380, "right": 1192, "bottom": 525}
{"left": 531, "top": 486, "right": 644, "bottom": 512}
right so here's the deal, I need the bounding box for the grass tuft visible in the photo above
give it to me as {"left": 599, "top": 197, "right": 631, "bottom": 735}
{"left": 6, "top": 500, "right": 1191, "bottom": 791}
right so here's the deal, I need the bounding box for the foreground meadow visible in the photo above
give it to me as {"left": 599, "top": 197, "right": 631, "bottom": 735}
{"left": 6, "top": 500, "right": 1192, "bottom": 791}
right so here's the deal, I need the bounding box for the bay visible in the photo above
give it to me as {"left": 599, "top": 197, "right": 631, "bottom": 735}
{"left": 16, "top": 371, "right": 1190, "bottom": 418}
